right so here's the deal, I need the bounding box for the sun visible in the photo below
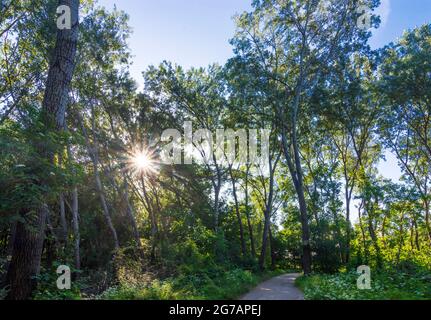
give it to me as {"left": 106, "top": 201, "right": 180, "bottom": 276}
{"left": 127, "top": 147, "right": 158, "bottom": 176}
{"left": 133, "top": 152, "right": 152, "bottom": 170}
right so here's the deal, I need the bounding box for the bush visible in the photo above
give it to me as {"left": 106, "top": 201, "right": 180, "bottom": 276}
{"left": 296, "top": 265, "right": 431, "bottom": 300}
{"left": 33, "top": 263, "right": 83, "bottom": 300}
{"left": 98, "top": 267, "right": 284, "bottom": 300}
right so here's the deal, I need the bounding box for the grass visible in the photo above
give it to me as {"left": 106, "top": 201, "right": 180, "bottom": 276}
{"left": 295, "top": 267, "right": 431, "bottom": 300}
{"left": 97, "top": 268, "right": 286, "bottom": 300}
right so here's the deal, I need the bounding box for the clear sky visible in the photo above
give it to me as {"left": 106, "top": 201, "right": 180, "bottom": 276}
{"left": 97, "top": 0, "right": 431, "bottom": 184}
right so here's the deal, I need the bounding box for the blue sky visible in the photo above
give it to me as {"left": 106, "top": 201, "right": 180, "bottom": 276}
{"left": 98, "top": 0, "right": 431, "bottom": 183}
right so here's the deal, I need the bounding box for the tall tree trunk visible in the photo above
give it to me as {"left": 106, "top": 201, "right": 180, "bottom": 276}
{"left": 278, "top": 64, "right": 312, "bottom": 274}
{"left": 58, "top": 150, "right": 68, "bottom": 245}
{"left": 259, "top": 211, "right": 271, "bottom": 270}
{"left": 77, "top": 113, "right": 120, "bottom": 250}
{"left": 71, "top": 186, "right": 80, "bottom": 270}
{"left": 410, "top": 221, "right": 415, "bottom": 250}
{"left": 123, "top": 174, "right": 143, "bottom": 258}
{"left": 345, "top": 183, "right": 352, "bottom": 263}
{"left": 258, "top": 157, "right": 277, "bottom": 270}
{"left": 269, "top": 225, "right": 276, "bottom": 270}
{"left": 93, "top": 162, "right": 120, "bottom": 250}
{"left": 141, "top": 176, "right": 157, "bottom": 262}
{"left": 6, "top": 206, "right": 48, "bottom": 300}
{"left": 59, "top": 192, "right": 68, "bottom": 244}
{"left": 66, "top": 142, "right": 80, "bottom": 270}
{"left": 358, "top": 203, "right": 368, "bottom": 264}
{"left": 244, "top": 166, "right": 256, "bottom": 257}
{"left": 425, "top": 200, "right": 431, "bottom": 246}
{"left": 4, "top": 221, "right": 17, "bottom": 275}
{"left": 366, "top": 202, "right": 382, "bottom": 269}
{"left": 45, "top": 210, "right": 59, "bottom": 267}
{"left": 396, "top": 214, "right": 405, "bottom": 265}
{"left": 213, "top": 168, "right": 222, "bottom": 231}
{"left": 412, "top": 216, "right": 421, "bottom": 251}
{"left": 229, "top": 166, "right": 246, "bottom": 257}
{"left": 5, "top": 0, "right": 79, "bottom": 300}
{"left": 281, "top": 132, "right": 312, "bottom": 275}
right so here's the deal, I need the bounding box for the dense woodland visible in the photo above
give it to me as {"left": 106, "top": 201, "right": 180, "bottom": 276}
{"left": 0, "top": 0, "right": 430, "bottom": 300}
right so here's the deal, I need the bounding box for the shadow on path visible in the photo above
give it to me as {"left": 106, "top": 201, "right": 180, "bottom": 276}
{"left": 240, "top": 273, "right": 304, "bottom": 300}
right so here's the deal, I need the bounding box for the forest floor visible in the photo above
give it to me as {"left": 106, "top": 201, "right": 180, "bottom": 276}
{"left": 240, "top": 273, "right": 304, "bottom": 300}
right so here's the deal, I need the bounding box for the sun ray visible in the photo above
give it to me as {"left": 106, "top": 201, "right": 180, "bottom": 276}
{"left": 126, "top": 146, "right": 159, "bottom": 177}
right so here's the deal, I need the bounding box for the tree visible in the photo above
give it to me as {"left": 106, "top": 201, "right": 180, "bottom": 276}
{"left": 231, "top": 0, "right": 379, "bottom": 274}
{"left": 6, "top": 0, "right": 79, "bottom": 300}
{"left": 379, "top": 25, "right": 431, "bottom": 246}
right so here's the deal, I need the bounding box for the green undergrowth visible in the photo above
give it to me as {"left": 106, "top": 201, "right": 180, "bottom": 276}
{"left": 98, "top": 267, "right": 286, "bottom": 300}
{"left": 295, "top": 262, "right": 431, "bottom": 300}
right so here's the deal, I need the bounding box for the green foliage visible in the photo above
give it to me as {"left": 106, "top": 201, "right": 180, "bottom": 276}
{"left": 296, "top": 264, "right": 431, "bottom": 300}
{"left": 33, "top": 263, "right": 83, "bottom": 300}
{"left": 99, "top": 266, "right": 283, "bottom": 300}
{"left": 2, "top": 0, "right": 431, "bottom": 301}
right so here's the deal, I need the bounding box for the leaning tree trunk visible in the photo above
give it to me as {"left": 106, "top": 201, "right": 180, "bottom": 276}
{"left": 77, "top": 112, "right": 120, "bottom": 250}
{"left": 122, "top": 174, "right": 144, "bottom": 260}
{"left": 140, "top": 176, "right": 158, "bottom": 262}
{"left": 281, "top": 130, "right": 313, "bottom": 275}
{"left": 67, "top": 141, "right": 80, "bottom": 270}
{"left": 6, "top": 0, "right": 79, "bottom": 300}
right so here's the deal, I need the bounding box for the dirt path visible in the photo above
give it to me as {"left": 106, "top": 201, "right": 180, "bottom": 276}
{"left": 240, "top": 273, "right": 304, "bottom": 300}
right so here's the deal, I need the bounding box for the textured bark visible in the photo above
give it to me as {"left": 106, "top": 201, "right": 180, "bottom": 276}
{"left": 4, "top": 221, "right": 17, "bottom": 275}
{"left": 5, "top": 0, "right": 79, "bottom": 300}
{"left": 6, "top": 206, "right": 48, "bottom": 300}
